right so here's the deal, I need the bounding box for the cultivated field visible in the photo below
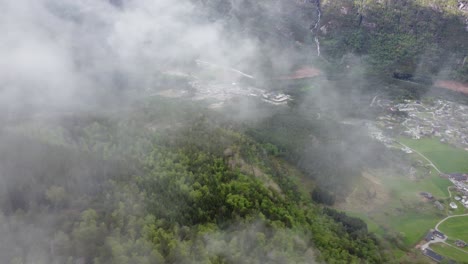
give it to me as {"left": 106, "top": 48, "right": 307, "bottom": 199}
{"left": 337, "top": 168, "right": 450, "bottom": 246}
{"left": 438, "top": 216, "right": 468, "bottom": 242}
{"left": 430, "top": 242, "right": 468, "bottom": 262}
{"left": 434, "top": 80, "right": 468, "bottom": 96}
{"left": 332, "top": 131, "right": 468, "bottom": 261}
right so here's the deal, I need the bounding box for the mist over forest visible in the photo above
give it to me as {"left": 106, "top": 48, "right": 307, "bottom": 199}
{"left": 1, "top": 0, "right": 468, "bottom": 263}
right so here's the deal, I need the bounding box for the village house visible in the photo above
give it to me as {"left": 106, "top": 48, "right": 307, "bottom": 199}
{"left": 455, "top": 240, "right": 467, "bottom": 247}
{"left": 425, "top": 232, "right": 435, "bottom": 241}
{"left": 261, "top": 93, "right": 291, "bottom": 105}
{"left": 434, "top": 201, "right": 444, "bottom": 210}
{"left": 433, "top": 230, "right": 446, "bottom": 239}
{"left": 461, "top": 188, "right": 468, "bottom": 196}
{"left": 449, "top": 173, "right": 468, "bottom": 182}
{"left": 420, "top": 192, "right": 434, "bottom": 200}
{"left": 423, "top": 248, "right": 444, "bottom": 263}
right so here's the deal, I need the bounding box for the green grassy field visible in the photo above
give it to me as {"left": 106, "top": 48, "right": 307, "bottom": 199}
{"left": 346, "top": 205, "right": 443, "bottom": 247}
{"left": 382, "top": 184, "right": 446, "bottom": 246}
{"left": 431, "top": 243, "right": 468, "bottom": 263}
{"left": 390, "top": 213, "right": 446, "bottom": 246}
{"left": 399, "top": 137, "right": 468, "bottom": 173}
{"left": 345, "top": 211, "right": 382, "bottom": 234}
{"left": 348, "top": 172, "right": 449, "bottom": 246}
{"left": 390, "top": 212, "right": 442, "bottom": 245}
{"left": 382, "top": 169, "right": 451, "bottom": 199}
{"left": 339, "top": 167, "right": 451, "bottom": 246}
{"left": 337, "top": 137, "right": 467, "bottom": 250}
{"left": 438, "top": 216, "right": 468, "bottom": 242}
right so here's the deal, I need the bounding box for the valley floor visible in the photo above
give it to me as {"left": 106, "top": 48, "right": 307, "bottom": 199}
{"left": 335, "top": 98, "right": 468, "bottom": 262}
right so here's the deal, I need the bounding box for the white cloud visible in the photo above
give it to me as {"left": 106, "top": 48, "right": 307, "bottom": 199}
{"left": 0, "top": 0, "right": 258, "bottom": 109}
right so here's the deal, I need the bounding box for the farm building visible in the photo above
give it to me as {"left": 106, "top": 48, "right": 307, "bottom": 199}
{"left": 434, "top": 201, "right": 444, "bottom": 210}
{"left": 449, "top": 173, "right": 468, "bottom": 182}
{"left": 455, "top": 240, "right": 467, "bottom": 247}
{"left": 261, "top": 93, "right": 291, "bottom": 105}
{"left": 425, "top": 232, "right": 435, "bottom": 241}
{"left": 423, "top": 248, "right": 444, "bottom": 263}
{"left": 433, "top": 230, "right": 446, "bottom": 239}
{"left": 420, "top": 192, "right": 434, "bottom": 199}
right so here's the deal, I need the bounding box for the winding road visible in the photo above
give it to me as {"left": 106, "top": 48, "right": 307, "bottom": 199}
{"left": 396, "top": 141, "right": 442, "bottom": 173}
{"left": 435, "top": 213, "right": 468, "bottom": 232}
{"left": 397, "top": 141, "right": 468, "bottom": 256}
{"left": 420, "top": 236, "right": 446, "bottom": 251}
{"left": 420, "top": 214, "right": 468, "bottom": 254}
{"left": 402, "top": 146, "right": 468, "bottom": 256}
{"left": 447, "top": 186, "right": 453, "bottom": 199}
{"left": 397, "top": 142, "right": 468, "bottom": 234}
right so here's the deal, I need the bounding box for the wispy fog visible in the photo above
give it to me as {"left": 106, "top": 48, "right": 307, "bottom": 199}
{"left": 0, "top": 0, "right": 260, "bottom": 111}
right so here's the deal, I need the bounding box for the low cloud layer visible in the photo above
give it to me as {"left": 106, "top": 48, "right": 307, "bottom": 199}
{"left": 0, "top": 0, "right": 259, "bottom": 110}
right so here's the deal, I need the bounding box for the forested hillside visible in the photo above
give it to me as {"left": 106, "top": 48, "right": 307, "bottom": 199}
{"left": 194, "top": 0, "right": 468, "bottom": 83}
{"left": 246, "top": 109, "right": 393, "bottom": 200}
{"left": 320, "top": 0, "right": 468, "bottom": 82}
{"left": 0, "top": 99, "right": 393, "bottom": 263}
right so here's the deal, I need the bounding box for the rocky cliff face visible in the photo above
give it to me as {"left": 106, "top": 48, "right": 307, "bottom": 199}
{"left": 309, "top": 0, "right": 467, "bottom": 82}
{"left": 191, "top": 0, "right": 321, "bottom": 75}
{"left": 192, "top": 0, "right": 468, "bottom": 82}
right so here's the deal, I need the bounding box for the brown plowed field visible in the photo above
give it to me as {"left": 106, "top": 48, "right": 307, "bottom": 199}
{"left": 434, "top": 80, "right": 468, "bottom": 95}
{"left": 278, "top": 66, "right": 323, "bottom": 80}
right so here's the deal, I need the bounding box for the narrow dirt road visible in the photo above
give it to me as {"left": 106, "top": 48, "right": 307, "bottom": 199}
{"left": 420, "top": 214, "right": 468, "bottom": 255}
{"left": 396, "top": 141, "right": 442, "bottom": 174}
{"left": 398, "top": 143, "right": 468, "bottom": 257}
{"left": 435, "top": 214, "right": 468, "bottom": 232}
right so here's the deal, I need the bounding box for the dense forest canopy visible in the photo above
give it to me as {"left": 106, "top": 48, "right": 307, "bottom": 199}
{"left": 0, "top": 99, "right": 392, "bottom": 263}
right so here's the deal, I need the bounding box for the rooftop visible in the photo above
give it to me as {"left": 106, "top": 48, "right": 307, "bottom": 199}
{"left": 433, "top": 230, "right": 445, "bottom": 238}
{"left": 423, "top": 248, "right": 444, "bottom": 262}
